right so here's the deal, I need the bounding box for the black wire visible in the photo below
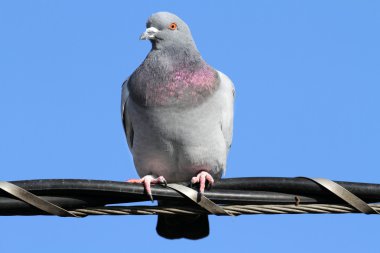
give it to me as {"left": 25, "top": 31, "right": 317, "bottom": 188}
{"left": 1, "top": 177, "right": 379, "bottom": 216}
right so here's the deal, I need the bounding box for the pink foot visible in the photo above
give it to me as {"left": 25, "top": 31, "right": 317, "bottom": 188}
{"left": 127, "top": 175, "right": 167, "bottom": 201}
{"left": 191, "top": 171, "right": 215, "bottom": 194}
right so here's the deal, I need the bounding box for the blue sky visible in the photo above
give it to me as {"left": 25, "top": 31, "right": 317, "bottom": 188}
{"left": 1, "top": 0, "right": 379, "bottom": 252}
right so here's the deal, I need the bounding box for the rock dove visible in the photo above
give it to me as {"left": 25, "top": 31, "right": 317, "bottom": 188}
{"left": 121, "top": 12, "right": 234, "bottom": 239}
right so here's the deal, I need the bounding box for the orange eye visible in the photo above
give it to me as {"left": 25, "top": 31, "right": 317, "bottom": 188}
{"left": 168, "top": 22, "right": 177, "bottom": 30}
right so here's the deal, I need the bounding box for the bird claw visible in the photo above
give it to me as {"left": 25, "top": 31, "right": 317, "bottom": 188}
{"left": 191, "top": 171, "right": 214, "bottom": 194}
{"left": 159, "top": 176, "right": 168, "bottom": 187}
{"left": 127, "top": 175, "right": 167, "bottom": 202}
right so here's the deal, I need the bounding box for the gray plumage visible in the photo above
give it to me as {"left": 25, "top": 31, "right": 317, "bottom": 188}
{"left": 121, "top": 12, "right": 234, "bottom": 239}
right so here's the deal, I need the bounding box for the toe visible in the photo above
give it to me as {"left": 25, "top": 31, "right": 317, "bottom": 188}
{"left": 191, "top": 176, "right": 199, "bottom": 184}
{"left": 199, "top": 174, "right": 206, "bottom": 193}
{"left": 143, "top": 177, "right": 154, "bottom": 202}
{"left": 205, "top": 173, "right": 214, "bottom": 185}
{"left": 151, "top": 176, "right": 167, "bottom": 185}
{"left": 157, "top": 176, "right": 167, "bottom": 186}
{"left": 127, "top": 179, "right": 143, "bottom": 183}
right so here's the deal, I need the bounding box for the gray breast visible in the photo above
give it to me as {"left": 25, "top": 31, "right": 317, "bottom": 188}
{"left": 127, "top": 73, "right": 230, "bottom": 182}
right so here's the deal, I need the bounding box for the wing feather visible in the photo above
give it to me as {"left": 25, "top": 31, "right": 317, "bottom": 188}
{"left": 121, "top": 78, "right": 134, "bottom": 150}
{"left": 218, "top": 71, "right": 235, "bottom": 152}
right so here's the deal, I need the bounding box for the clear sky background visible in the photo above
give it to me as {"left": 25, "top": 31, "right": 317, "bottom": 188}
{"left": 1, "top": 1, "right": 379, "bottom": 252}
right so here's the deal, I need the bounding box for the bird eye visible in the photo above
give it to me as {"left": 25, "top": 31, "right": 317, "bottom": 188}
{"left": 168, "top": 22, "right": 177, "bottom": 30}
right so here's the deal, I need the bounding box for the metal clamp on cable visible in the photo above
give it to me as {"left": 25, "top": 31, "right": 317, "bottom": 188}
{"left": 299, "top": 177, "right": 379, "bottom": 214}
{"left": 166, "top": 183, "right": 232, "bottom": 216}
{"left": 0, "top": 181, "right": 84, "bottom": 217}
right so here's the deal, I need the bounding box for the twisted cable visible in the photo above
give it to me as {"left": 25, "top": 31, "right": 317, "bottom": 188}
{"left": 70, "top": 203, "right": 380, "bottom": 217}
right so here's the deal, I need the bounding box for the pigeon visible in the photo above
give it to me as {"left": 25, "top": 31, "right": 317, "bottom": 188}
{"left": 121, "top": 12, "right": 234, "bottom": 239}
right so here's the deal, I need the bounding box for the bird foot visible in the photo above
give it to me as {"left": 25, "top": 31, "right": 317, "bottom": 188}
{"left": 191, "top": 171, "right": 214, "bottom": 194}
{"left": 127, "top": 175, "right": 167, "bottom": 201}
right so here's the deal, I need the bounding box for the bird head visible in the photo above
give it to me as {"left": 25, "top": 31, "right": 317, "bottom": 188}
{"left": 140, "top": 12, "right": 196, "bottom": 50}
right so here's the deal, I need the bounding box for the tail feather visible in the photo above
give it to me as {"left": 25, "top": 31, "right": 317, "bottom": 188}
{"left": 156, "top": 214, "right": 209, "bottom": 240}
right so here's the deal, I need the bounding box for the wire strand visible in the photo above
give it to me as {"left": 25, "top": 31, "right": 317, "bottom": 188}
{"left": 69, "top": 203, "right": 380, "bottom": 216}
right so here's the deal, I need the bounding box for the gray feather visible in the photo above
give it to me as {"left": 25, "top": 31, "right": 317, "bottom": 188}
{"left": 121, "top": 78, "right": 133, "bottom": 149}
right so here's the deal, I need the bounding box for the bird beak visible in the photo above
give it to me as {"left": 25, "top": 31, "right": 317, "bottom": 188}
{"left": 140, "top": 27, "right": 159, "bottom": 40}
